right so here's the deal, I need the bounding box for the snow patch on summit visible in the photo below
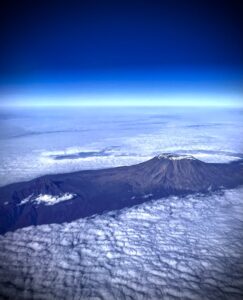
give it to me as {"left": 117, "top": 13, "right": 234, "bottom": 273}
{"left": 157, "top": 153, "right": 196, "bottom": 160}
{"left": 19, "top": 193, "right": 75, "bottom": 206}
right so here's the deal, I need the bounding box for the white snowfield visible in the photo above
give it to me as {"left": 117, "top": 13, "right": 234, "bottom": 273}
{"left": 19, "top": 193, "right": 75, "bottom": 206}
{"left": 1, "top": 187, "right": 243, "bottom": 300}
{"left": 157, "top": 154, "right": 196, "bottom": 160}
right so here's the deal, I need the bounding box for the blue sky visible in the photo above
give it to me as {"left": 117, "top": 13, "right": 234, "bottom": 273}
{"left": 1, "top": 68, "right": 242, "bottom": 107}
{"left": 0, "top": 0, "right": 242, "bottom": 107}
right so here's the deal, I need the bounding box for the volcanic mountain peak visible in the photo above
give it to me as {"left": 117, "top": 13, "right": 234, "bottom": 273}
{"left": 0, "top": 154, "right": 243, "bottom": 234}
{"left": 156, "top": 153, "right": 197, "bottom": 161}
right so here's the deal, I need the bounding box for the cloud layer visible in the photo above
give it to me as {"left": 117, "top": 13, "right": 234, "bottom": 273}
{"left": 0, "top": 107, "right": 243, "bottom": 187}
{"left": 1, "top": 187, "right": 243, "bottom": 299}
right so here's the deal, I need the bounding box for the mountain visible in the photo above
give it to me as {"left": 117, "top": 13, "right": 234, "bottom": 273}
{"left": 0, "top": 154, "right": 243, "bottom": 234}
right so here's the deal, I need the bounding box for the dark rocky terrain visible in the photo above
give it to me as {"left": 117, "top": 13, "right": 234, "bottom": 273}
{"left": 0, "top": 154, "right": 243, "bottom": 234}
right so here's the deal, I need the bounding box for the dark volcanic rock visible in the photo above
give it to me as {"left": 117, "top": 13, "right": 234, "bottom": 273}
{"left": 0, "top": 154, "right": 243, "bottom": 234}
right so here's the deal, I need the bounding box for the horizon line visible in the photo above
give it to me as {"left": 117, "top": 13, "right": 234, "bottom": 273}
{"left": 1, "top": 102, "right": 243, "bottom": 109}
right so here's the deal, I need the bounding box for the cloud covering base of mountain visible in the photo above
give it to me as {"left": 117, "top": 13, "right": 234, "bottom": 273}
{"left": 1, "top": 187, "right": 243, "bottom": 300}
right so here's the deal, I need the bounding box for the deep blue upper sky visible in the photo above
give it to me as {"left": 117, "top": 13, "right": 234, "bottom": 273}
{"left": 0, "top": 0, "right": 242, "bottom": 106}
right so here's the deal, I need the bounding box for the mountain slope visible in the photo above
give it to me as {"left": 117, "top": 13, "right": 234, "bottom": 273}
{"left": 0, "top": 154, "right": 243, "bottom": 234}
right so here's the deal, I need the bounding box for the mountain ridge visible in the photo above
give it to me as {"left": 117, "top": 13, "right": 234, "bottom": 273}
{"left": 0, "top": 154, "right": 243, "bottom": 234}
